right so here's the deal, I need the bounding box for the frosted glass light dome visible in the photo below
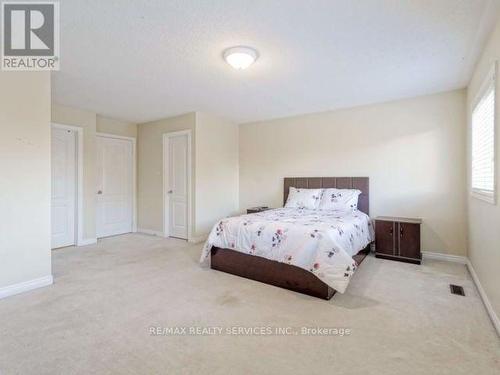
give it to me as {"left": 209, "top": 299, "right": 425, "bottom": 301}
{"left": 223, "top": 46, "right": 258, "bottom": 70}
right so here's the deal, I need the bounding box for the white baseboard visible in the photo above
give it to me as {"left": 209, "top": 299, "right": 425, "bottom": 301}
{"left": 77, "top": 238, "right": 97, "bottom": 246}
{"left": 137, "top": 229, "right": 205, "bottom": 243}
{"left": 0, "top": 275, "right": 53, "bottom": 300}
{"left": 188, "top": 235, "right": 207, "bottom": 244}
{"left": 137, "top": 228, "right": 164, "bottom": 237}
{"left": 466, "top": 260, "right": 500, "bottom": 337}
{"left": 422, "top": 251, "right": 467, "bottom": 264}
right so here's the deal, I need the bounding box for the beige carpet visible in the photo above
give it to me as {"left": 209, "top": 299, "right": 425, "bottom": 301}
{"left": 0, "top": 233, "right": 498, "bottom": 375}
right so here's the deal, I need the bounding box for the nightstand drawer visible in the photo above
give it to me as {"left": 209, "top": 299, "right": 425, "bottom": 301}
{"left": 375, "top": 220, "right": 395, "bottom": 255}
{"left": 398, "top": 222, "right": 420, "bottom": 259}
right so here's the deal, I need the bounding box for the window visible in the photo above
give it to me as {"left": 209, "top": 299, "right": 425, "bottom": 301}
{"left": 471, "top": 63, "right": 497, "bottom": 204}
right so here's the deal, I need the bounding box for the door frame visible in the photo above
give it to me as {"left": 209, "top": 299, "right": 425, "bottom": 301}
{"left": 51, "top": 123, "right": 84, "bottom": 247}
{"left": 163, "top": 130, "right": 192, "bottom": 240}
{"left": 95, "top": 132, "right": 138, "bottom": 234}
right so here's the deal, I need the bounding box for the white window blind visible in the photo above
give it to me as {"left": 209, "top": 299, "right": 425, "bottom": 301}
{"left": 471, "top": 66, "right": 496, "bottom": 203}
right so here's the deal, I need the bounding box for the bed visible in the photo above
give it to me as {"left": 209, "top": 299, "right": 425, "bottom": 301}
{"left": 200, "top": 177, "right": 373, "bottom": 299}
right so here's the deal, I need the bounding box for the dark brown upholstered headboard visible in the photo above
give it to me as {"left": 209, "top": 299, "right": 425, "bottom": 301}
{"left": 283, "top": 177, "right": 370, "bottom": 215}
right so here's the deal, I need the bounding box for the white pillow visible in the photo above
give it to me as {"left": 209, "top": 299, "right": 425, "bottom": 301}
{"left": 318, "top": 188, "right": 361, "bottom": 211}
{"left": 285, "top": 187, "right": 322, "bottom": 209}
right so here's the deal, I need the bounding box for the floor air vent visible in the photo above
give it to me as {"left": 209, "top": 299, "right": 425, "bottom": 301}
{"left": 450, "top": 284, "right": 465, "bottom": 296}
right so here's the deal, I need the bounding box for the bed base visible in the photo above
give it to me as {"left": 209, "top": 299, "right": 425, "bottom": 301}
{"left": 210, "top": 245, "right": 371, "bottom": 300}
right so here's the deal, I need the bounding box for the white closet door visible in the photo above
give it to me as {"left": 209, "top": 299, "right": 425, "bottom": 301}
{"left": 167, "top": 133, "right": 188, "bottom": 239}
{"left": 96, "top": 136, "right": 133, "bottom": 238}
{"left": 51, "top": 127, "right": 76, "bottom": 249}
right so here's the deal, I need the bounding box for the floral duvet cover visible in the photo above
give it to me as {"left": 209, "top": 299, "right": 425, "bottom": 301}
{"left": 200, "top": 208, "right": 374, "bottom": 293}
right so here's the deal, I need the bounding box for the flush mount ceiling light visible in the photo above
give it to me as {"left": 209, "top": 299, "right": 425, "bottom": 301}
{"left": 223, "top": 46, "right": 258, "bottom": 70}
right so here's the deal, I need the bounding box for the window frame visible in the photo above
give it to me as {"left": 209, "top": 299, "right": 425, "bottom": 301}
{"left": 470, "top": 61, "right": 497, "bottom": 205}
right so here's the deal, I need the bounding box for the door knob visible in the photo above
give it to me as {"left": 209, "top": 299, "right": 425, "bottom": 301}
{"left": 97, "top": 190, "right": 103, "bottom": 195}
{"left": 168, "top": 190, "right": 173, "bottom": 194}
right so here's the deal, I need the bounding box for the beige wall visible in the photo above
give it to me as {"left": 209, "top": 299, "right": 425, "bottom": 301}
{"left": 97, "top": 115, "right": 137, "bottom": 138}
{"left": 0, "top": 71, "right": 52, "bottom": 289}
{"left": 52, "top": 104, "right": 137, "bottom": 240}
{"left": 195, "top": 112, "right": 239, "bottom": 236}
{"left": 137, "top": 113, "right": 196, "bottom": 235}
{"left": 240, "top": 90, "right": 467, "bottom": 256}
{"left": 466, "top": 16, "right": 500, "bottom": 320}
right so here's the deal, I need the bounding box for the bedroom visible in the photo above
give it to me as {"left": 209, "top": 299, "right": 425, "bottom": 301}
{"left": 0, "top": 1, "right": 499, "bottom": 374}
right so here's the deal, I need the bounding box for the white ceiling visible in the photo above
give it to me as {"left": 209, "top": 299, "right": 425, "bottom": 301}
{"left": 52, "top": 0, "right": 500, "bottom": 124}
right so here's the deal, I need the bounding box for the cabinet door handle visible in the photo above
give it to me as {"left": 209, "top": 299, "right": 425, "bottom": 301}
{"left": 400, "top": 225, "right": 403, "bottom": 238}
{"left": 389, "top": 227, "right": 393, "bottom": 235}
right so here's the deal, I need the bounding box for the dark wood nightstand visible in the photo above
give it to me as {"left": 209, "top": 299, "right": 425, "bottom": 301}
{"left": 375, "top": 216, "right": 422, "bottom": 264}
{"left": 247, "top": 207, "right": 271, "bottom": 214}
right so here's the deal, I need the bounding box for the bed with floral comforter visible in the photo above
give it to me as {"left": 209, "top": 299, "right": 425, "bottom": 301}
{"left": 200, "top": 208, "right": 374, "bottom": 293}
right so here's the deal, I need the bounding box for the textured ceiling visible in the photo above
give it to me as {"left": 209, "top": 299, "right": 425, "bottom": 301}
{"left": 52, "top": 0, "right": 500, "bottom": 124}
